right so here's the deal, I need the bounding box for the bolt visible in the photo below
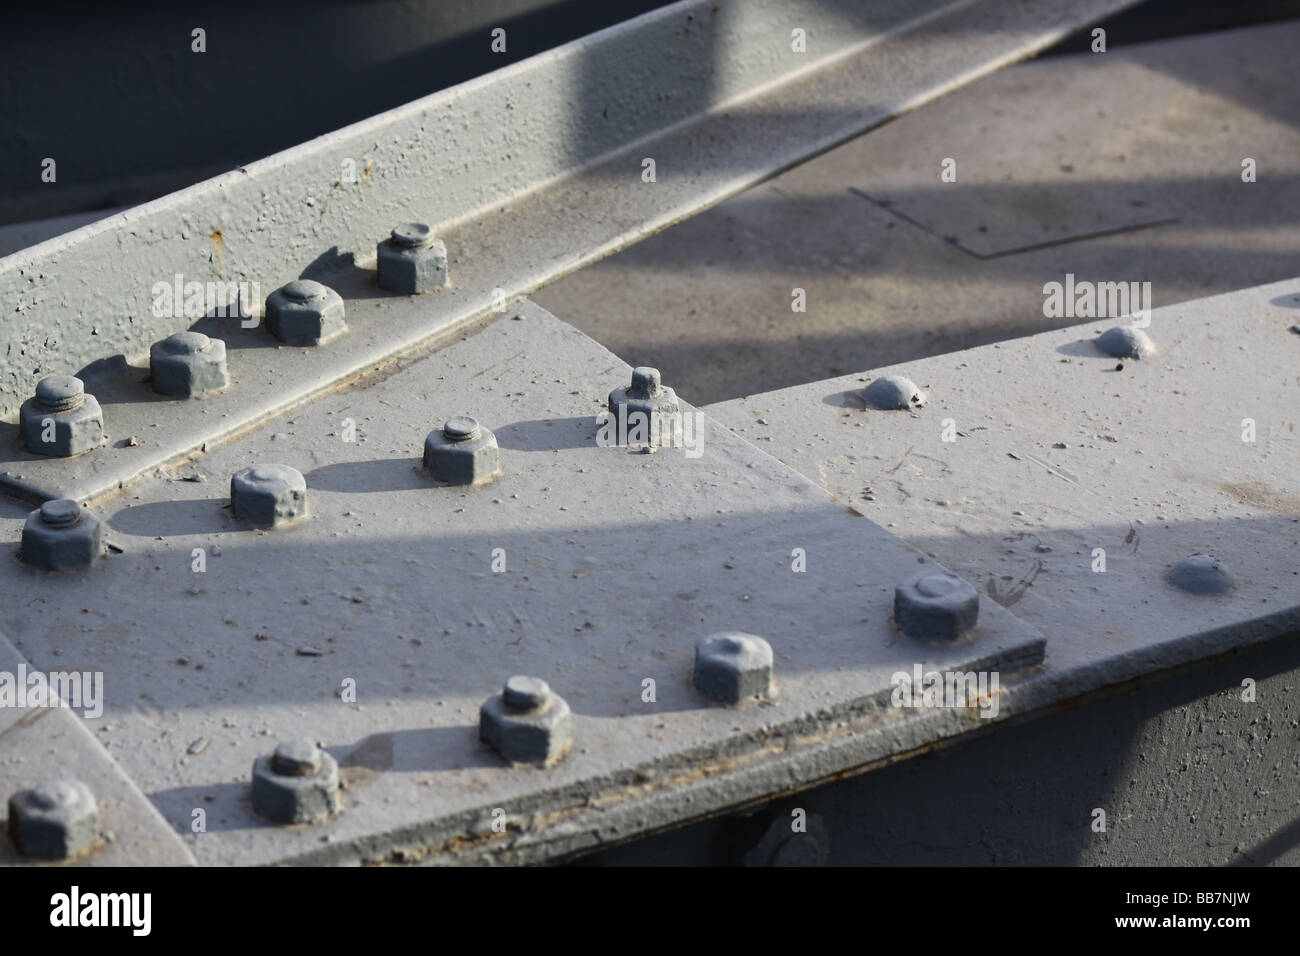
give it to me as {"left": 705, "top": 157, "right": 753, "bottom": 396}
{"left": 150, "top": 331, "right": 229, "bottom": 398}
{"left": 894, "top": 570, "right": 979, "bottom": 641}
{"left": 19, "top": 375, "right": 104, "bottom": 457}
{"left": 424, "top": 417, "right": 501, "bottom": 486}
{"left": 628, "top": 367, "right": 662, "bottom": 399}
{"left": 443, "top": 415, "right": 483, "bottom": 442}
{"left": 479, "top": 676, "right": 572, "bottom": 765}
{"left": 265, "top": 280, "right": 346, "bottom": 346}
{"left": 251, "top": 740, "right": 340, "bottom": 825}
{"left": 607, "top": 366, "right": 681, "bottom": 445}
{"left": 503, "top": 675, "right": 550, "bottom": 711}
{"left": 271, "top": 739, "right": 323, "bottom": 776}
{"left": 20, "top": 499, "right": 102, "bottom": 571}
{"left": 230, "top": 464, "right": 308, "bottom": 528}
{"left": 1095, "top": 326, "right": 1155, "bottom": 360}
{"left": 694, "top": 632, "right": 774, "bottom": 704}
{"left": 390, "top": 223, "right": 436, "bottom": 248}
{"left": 36, "top": 375, "right": 84, "bottom": 412}
{"left": 284, "top": 279, "right": 326, "bottom": 301}
{"left": 40, "top": 498, "right": 81, "bottom": 528}
{"left": 7, "top": 778, "right": 99, "bottom": 859}
{"left": 863, "top": 375, "right": 926, "bottom": 410}
{"left": 378, "top": 222, "right": 448, "bottom": 294}
{"left": 1167, "top": 553, "right": 1235, "bottom": 595}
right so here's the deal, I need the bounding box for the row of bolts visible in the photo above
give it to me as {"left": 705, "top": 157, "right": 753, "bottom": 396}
{"left": 6, "top": 225, "right": 1203, "bottom": 857}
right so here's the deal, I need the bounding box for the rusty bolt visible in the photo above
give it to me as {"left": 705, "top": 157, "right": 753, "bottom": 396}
{"left": 20, "top": 499, "right": 102, "bottom": 571}
{"left": 479, "top": 676, "right": 572, "bottom": 765}
{"left": 377, "top": 223, "right": 448, "bottom": 294}
{"left": 694, "top": 632, "right": 773, "bottom": 704}
{"left": 19, "top": 375, "right": 104, "bottom": 457}
{"left": 607, "top": 366, "right": 681, "bottom": 445}
{"left": 7, "top": 779, "right": 99, "bottom": 859}
{"left": 423, "top": 416, "right": 501, "bottom": 486}
{"left": 863, "top": 375, "right": 926, "bottom": 410}
{"left": 230, "top": 464, "right": 308, "bottom": 528}
{"left": 265, "top": 279, "right": 346, "bottom": 346}
{"left": 150, "top": 331, "right": 229, "bottom": 398}
{"left": 894, "top": 570, "right": 979, "bottom": 641}
{"left": 251, "top": 740, "right": 340, "bottom": 824}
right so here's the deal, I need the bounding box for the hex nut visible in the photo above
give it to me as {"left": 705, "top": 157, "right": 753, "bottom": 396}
{"left": 19, "top": 375, "right": 104, "bottom": 457}
{"left": 150, "top": 331, "right": 229, "bottom": 398}
{"left": 251, "top": 741, "right": 340, "bottom": 824}
{"left": 423, "top": 416, "right": 501, "bottom": 486}
{"left": 7, "top": 779, "right": 99, "bottom": 859}
{"left": 894, "top": 570, "right": 979, "bottom": 641}
{"left": 694, "top": 632, "right": 774, "bottom": 704}
{"left": 479, "top": 676, "right": 572, "bottom": 765}
{"left": 1096, "top": 326, "right": 1156, "bottom": 360}
{"left": 230, "top": 464, "right": 308, "bottom": 528}
{"left": 20, "top": 499, "right": 102, "bottom": 571}
{"left": 377, "top": 223, "right": 448, "bottom": 294}
{"left": 863, "top": 375, "right": 926, "bottom": 410}
{"left": 264, "top": 279, "right": 346, "bottom": 346}
{"left": 607, "top": 366, "right": 681, "bottom": 444}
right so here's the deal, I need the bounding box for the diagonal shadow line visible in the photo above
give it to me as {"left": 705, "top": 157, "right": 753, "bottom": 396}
{"left": 847, "top": 186, "right": 1181, "bottom": 260}
{"left": 1230, "top": 814, "right": 1300, "bottom": 866}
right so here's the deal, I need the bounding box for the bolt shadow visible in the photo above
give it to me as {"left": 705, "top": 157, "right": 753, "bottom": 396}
{"left": 1055, "top": 337, "right": 1115, "bottom": 358}
{"left": 1269, "top": 293, "right": 1300, "bottom": 309}
{"left": 305, "top": 458, "right": 430, "bottom": 494}
{"left": 146, "top": 726, "right": 502, "bottom": 837}
{"left": 494, "top": 416, "right": 600, "bottom": 452}
{"left": 300, "top": 246, "right": 390, "bottom": 302}
{"left": 108, "top": 498, "right": 231, "bottom": 537}
{"left": 822, "top": 389, "right": 866, "bottom": 410}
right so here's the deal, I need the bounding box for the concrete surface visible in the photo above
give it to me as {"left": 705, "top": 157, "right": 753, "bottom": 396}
{"left": 534, "top": 20, "right": 1300, "bottom": 405}
{"left": 0, "top": 631, "right": 197, "bottom": 867}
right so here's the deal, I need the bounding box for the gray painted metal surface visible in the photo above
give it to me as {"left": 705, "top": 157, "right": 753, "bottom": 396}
{"left": 0, "top": 303, "right": 1046, "bottom": 865}
{"left": 0, "top": 631, "right": 196, "bottom": 866}
{"left": 706, "top": 279, "right": 1300, "bottom": 710}
{"left": 0, "top": 0, "right": 1135, "bottom": 468}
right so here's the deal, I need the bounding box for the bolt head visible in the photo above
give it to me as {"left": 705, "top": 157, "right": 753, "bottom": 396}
{"left": 894, "top": 570, "right": 979, "bottom": 641}
{"left": 252, "top": 747, "right": 340, "bottom": 824}
{"left": 480, "top": 680, "right": 572, "bottom": 765}
{"left": 35, "top": 374, "right": 84, "bottom": 409}
{"left": 443, "top": 415, "right": 482, "bottom": 441}
{"left": 424, "top": 421, "right": 501, "bottom": 486}
{"left": 7, "top": 779, "right": 99, "bottom": 859}
{"left": 272, "top": 740, "right": 323, "bottom": 776}
{"left": 230, "top": 464, "right": 308, "bottom": 528}
{"left": 40, "top": 498, "right": 82, "bottom": 528}
{"left": 629, "top": 367, "right": 662, "bottom": 398}
{"left": 503, "top": 675, "right": 550, "bottom": 711}
{"left": 1096, "top": 326, "right": 1156, "bottom": 360}
{"left": 378, "top": 227, "right": 447, "bottom": 294}
{"left": 863, "top": 375, "right": 926, "bottom": 410}
{"left": 1167, "top": 553, "right": 1235, "bottom": 595}
{"left": 265, "top": 282, "right": 346, "bottom": 346}
{"left": 21, "top": 503, "right": 101, "bottom": 570}
{"left": 283, "top": 279, "right": 327, "bottom": 301}
{"left": 151, "top": 333, "right": 228, "bottom": 398}
{"left": 391, "top": 222, "right": 435, "bottom": 248}
{"left": 694, "top": 632, "right": 774, "bottom": 704}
